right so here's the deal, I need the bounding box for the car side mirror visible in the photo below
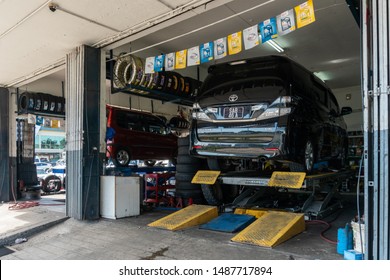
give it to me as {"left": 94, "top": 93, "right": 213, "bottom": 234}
{"left": 340, "top": 107, "right": 353, "bottom": 116}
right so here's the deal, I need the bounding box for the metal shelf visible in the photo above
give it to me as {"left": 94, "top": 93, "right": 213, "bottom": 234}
{"left": 111, "top": 84, "right": 195, "bottom": 106}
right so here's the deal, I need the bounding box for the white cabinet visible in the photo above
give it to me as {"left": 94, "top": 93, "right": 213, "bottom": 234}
{"left": 100, "top": 176, "right": 140, "bottom": 219}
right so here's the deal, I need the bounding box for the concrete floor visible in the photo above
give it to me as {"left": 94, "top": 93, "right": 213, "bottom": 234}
{"left": 0, "top": 192, "right": 362, "bottom": 260}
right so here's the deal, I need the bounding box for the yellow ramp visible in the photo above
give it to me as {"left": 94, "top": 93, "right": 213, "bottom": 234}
{"left": 148, "top": 204, "right": 218, "bottom": 231}
{"left": 234, "top": 208, "right": 268, "bottom": 219}
{"left": 231, "top": 211, "right": 305, "bottom": 248}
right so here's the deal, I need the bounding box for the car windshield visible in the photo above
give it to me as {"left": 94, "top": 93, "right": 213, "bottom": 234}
{"left": 198, "top": 77, "right": 287, "bottom": 107}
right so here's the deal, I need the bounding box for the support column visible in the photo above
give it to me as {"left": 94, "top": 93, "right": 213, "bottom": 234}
{"left": 65, "top": 45, "right": 102, "bottom": 220}
{"left": 0, "top": 88, "right": 10, "bottom": 202}
{"left": 362, "top": 0, "right": 390, "bottom": 260}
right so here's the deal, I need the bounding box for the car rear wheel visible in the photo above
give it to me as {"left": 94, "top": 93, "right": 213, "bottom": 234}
{"left": 304, "top": 140, "right": 314, "bottom": 172}
{"left": 113, "top": 148, "right": 131, "bottom": 167}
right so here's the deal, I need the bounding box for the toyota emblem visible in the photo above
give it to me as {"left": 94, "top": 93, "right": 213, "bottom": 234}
{"left": 229, "top": 94, "right": 238, "bottom": 102}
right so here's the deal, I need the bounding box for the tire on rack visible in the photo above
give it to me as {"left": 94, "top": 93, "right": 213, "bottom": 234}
{"left": 18, "top": 92, "right": 32, "bottom": 112}
{"left": 41, "top": 93, "right": 51, "bottom": 112}
{"left": 49, "top": 95, "right": 57, "bottom": 112}
{"left": 56, "top": 96, "right": 65, "bottom": 114}
{"left": 34, "top": 93, "right": 44, "bottom": 111}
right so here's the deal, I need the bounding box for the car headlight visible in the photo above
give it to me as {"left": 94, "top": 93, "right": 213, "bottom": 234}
{"left": 255, "top": 107, "right": 292, "bottom": 121}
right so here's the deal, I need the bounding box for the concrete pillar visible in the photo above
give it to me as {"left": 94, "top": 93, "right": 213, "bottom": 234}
{"left": 65, "top": 45, "right": 104, "bottom": 220}
{"left": 0, "top": 88, "right": 11, "bottom": 202}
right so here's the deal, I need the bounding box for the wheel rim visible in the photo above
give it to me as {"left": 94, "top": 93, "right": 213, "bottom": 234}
{"left": 145, "top": 160, "right": 156, "bottom": 167}
{"left": 304, "top": 141, "right": 314, "bottom": 171}
{"left": 116, "top": 150, "right": 130, "bottom": 166}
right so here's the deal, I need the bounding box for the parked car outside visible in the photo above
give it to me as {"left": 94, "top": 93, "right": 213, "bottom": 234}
{"left": 190, "top": 55, "right": 352, "bottom": 172}
{"left": 106, "top": 105, "right": 178, "bottom": 167}
{"left": 35, "top": 162, "right": 52, "bottom": 172}
{"left": 37, "top": 165, "right": 66, "bottom": 193}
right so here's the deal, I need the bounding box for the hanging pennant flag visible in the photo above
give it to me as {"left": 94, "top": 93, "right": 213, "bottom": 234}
{"left": 154, "top": 55, "right": 165, "bottom": 72}
{"left": 175, "top": 50, "right": 187, "bottom": 69}
{"left": 51, "top": 119, "right": 59, "bottom": 128}
{"left": 277, "top": 9, "right": 296, "bottom": 35}
{"left": 228, "top": 31, "right": 242, "bottom": 55}
{"left": 44, "top": 118, "right": 51, "bottom": 127}
{"left": 295, "top": 0, "right": 316, "bottom": 28}
{"left": 145, "top": 57, "right": 155, "bottom": 74}
{"left": 27, "top": 113, "right": 36, "bottom": 124}
{"left": 187, "top": 46, "right": 200, "bottom": 66}
{"left": 200, "top": 42, "right": 214, "bottom": 63}
{"left": 165, "top": 52, "right": 175, "bottom": 71}
{"left": 260, "top": 17, "right": 278, "bottom": 43}
{"left": 214, "top": 37, "right": 227, "bottom": 59}
{"left": 243, "top": 25, "right": 260, "bottom": 50}
{"left": 36, "top": 116, "right": 44, "bottom": 126}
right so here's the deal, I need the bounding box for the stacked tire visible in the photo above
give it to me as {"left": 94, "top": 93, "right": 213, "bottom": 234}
{"left": 175, "top": 136, "right": 205, "bottom": 205}
{"left": 112, "top": 54, "right": 202, "bottom": 97}
{"left": 18, "top": 91, "right": 65, "bottom": 116}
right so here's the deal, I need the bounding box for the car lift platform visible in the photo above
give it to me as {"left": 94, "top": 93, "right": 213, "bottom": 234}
{"left": 105, "top": 166, "right": 176, "bottom": 176}
{"left": 148, "top": 170, "right": 355, "bottom": 248}
{"left": 194, "top": 169, "right": 356, "bottom": 219}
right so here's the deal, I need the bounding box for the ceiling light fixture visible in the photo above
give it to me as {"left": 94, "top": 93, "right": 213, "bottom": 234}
{"left": 266, "top": 40, "right": 284, "bottom": 53}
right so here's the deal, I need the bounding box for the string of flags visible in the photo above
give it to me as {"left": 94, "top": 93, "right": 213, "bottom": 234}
{"left": 144, "top": 0, "right": 316, "bottom": 74}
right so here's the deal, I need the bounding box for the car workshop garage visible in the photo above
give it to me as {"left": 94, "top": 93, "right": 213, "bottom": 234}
{"left": 0, "top": 0, "right": 389, "bottom": 268}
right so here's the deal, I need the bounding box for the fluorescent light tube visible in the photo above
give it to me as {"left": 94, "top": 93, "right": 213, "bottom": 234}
{"left": 266, "top": 40, "right": 284, "bottom": 52}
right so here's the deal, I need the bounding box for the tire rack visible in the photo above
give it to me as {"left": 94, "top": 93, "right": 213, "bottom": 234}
{"left": 108, "top": 51, "right": 198, "bottom": 106}
{"left": 17, "top": 89, "right": 66, "bottom": 118}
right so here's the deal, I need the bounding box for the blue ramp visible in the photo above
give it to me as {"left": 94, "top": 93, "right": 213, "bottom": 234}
{"left": 199, "top": 213, "right": 256, "bottom": 233}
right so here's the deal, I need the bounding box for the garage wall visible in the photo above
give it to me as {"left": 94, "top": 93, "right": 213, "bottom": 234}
{"left": 19, "top": 74, "right": 64, "bottom": 97}
{"left": 334, "top": 85, "right": 362, "bottom": 131}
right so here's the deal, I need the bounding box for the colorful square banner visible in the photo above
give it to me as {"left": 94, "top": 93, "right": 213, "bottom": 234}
{"left": 145, "top": 57, "right": 155, "bottom": 74}
{"left": 228, "top": 31, "right": 242, "bottom": 55}
{"left": 295, "top": 0, "right": 316, "bottom": 28}
{"left": 214, "top": 37, "right": 227, "bottom": 59}
{"left": 165, "top": 52, "right": 175, "bottom": 71}
{"left": 243, "top": 25, "right": 260, "bottom": 50}
{"left": 277, "top": 9, "right": 296, "bottom": 35}
{"left": 175, "top": 50, "right": 187, "bottom": 69}
{"left": 187, "top": 46, "right": 200, "bottom": 66}
{"left": 154, "top": 55, "right": 165, "bottom": 72}
{"left": 260, "top": 17, "right": 278, "bottom": 43}
{"left": 200, "top": 42, "right": 214, "bottom": 63}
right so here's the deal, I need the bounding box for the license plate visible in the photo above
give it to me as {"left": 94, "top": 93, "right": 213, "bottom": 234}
{"left": 223, "top": 106, "right": 244, "bottom": 119}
